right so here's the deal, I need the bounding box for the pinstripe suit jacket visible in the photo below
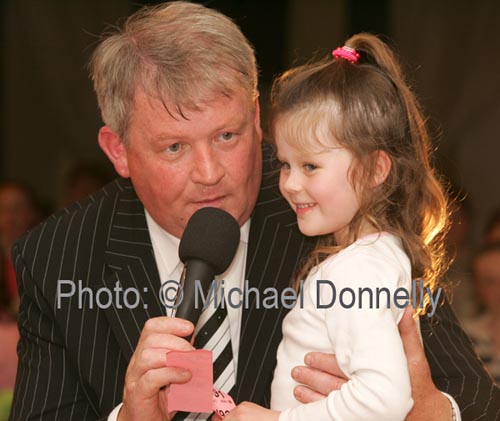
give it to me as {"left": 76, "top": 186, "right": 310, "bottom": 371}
{"left": 9, "top": 147, "right": 500, "bottom": 420}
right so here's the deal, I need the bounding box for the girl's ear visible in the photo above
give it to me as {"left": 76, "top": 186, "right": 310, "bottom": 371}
{"left": 373, "top": 150, "right": 392, "bottom": 187}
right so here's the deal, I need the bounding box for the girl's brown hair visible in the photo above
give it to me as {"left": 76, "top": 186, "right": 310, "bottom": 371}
{"left": 270, "top": 33, "right": 450, "bottom": 315}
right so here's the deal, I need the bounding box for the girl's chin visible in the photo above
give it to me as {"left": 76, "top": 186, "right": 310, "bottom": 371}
{"left": 297, "top": 223, "right": 329, "bottom": 237}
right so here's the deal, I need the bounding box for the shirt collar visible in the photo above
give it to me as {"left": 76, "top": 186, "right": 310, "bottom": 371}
{"left": 145, "top": 209, "right": 250, "bottom": 274}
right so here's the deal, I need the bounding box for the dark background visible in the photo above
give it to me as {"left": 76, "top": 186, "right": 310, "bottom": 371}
{"left": 2, "top": 0, "right": 499, "bottom": 243}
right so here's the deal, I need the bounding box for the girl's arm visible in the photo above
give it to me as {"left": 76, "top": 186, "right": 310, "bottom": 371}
{"left": 291, "top": 307, "right": 455, "bottom": 420}
{"left": 278, "top": 252, "right": 414, "bottom": 420}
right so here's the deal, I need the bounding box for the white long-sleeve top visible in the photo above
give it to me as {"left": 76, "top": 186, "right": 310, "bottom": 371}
{"left": 271, "top": 233, "right": 415, "bottom": 420}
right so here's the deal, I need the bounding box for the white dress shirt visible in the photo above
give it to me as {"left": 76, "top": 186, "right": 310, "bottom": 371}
{"left": 145, "top": 209, "right": 250, "bottom": 371}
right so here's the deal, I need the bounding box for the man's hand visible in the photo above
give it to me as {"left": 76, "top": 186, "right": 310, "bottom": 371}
{"left": 118, "top": 317, "right": 195, "bottom": 421}
{"left": 399, "top": 306, "right": 452, "bottom": 421}
{"left": 291, "top": 351, "right": 347, "bottom": 403}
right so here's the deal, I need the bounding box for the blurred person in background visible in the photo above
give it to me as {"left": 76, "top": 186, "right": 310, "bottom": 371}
{"left": 484, "top": 209, "right": 500, "bottom": 244}
{"left": 0, "top": 181, "right": 42, "bottom": 416}
{"left": 60, "top": 163, "right": 112, "bottom": 208}
{"left": 447, "top": 196, "right": 478, "bottom": 322}
{"left": 463, "top": 241, "right": 500, "bottom": 385}
{"left": 0, "top": 181, "right": 41, "bottom": 319}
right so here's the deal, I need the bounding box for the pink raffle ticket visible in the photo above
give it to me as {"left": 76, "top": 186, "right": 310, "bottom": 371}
{"left": 166, "top": 350, "right": 236, "bottom": 417}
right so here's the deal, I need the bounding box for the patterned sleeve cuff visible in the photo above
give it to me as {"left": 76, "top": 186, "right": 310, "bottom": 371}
{"left": 441, "top": 392, "right": 460, "bottom": 421}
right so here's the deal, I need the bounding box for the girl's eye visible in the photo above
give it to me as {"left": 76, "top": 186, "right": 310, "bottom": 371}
{"left": 279, "top": 161, "right": 290, "bottom": 170}
{"left": 304, "top": 163, "right": 317, "bottom": 172}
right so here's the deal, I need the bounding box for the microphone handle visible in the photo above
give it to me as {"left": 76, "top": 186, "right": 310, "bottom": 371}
{"left": 175, "top": 259, "right": 215, "bottom": 340}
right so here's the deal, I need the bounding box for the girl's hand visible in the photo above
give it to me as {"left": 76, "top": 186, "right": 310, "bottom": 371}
{"left": 218, "top": 402, "right": 280, "bottom": 421}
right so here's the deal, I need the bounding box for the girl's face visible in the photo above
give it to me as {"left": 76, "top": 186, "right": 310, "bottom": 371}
{"left": 275, "top": 120, "right": 361, "bottom": 243}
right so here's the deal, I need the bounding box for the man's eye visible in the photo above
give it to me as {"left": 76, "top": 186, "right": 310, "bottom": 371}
{"left": 220, "top": 132, "right": 234, "bottom": 142}
{"left": 304, "top": 163, "right": 317, "bottom": 172}
{"left": 165, "top": 143, "right": 182, "bottom": 153}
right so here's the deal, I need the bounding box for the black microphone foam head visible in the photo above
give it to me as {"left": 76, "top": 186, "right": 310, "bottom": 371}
{"left": 179, "top": 207, "right": 240, "bottom": 274}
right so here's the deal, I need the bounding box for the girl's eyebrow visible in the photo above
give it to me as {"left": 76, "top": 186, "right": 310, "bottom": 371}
{"left": 304, "top": 146, "right": 344, "bottom": 157}
{"left": 300, "top": 149, "right": 330, "bottom": 158}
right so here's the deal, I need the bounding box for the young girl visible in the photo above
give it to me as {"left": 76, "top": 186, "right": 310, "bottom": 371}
{"left": 221, "top": 32, "right": 450, "bottom": 420}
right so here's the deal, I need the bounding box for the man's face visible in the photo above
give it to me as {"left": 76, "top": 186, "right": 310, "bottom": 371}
{"left": 102, "top": 88, "right": 262, "bottom": 238}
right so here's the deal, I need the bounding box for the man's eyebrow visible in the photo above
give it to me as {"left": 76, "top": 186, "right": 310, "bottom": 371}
{"left": 150, "top": 132, "right": 183, "bottom": 145}
{"left": 148, "top": 114, "right": 250, "bottom": 145}
{"left": 212, "top": 116, "right": 248, "bottom": 133}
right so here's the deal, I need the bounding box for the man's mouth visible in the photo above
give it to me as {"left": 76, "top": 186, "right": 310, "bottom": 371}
{"left": 192, "top": 196, "right": 227, "bottom": 206}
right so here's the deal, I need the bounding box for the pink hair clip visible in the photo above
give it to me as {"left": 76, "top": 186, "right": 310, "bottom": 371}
{"left": 332, "top": 46, "right": 360, "bottom": 63}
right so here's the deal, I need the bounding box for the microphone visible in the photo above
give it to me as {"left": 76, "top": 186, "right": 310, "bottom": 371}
{"left": 175, "top": 207, "right": 240, "bottom": 332}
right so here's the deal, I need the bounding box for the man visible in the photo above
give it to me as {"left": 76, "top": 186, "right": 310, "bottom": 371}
{"left": 9, "top": 2, "right": 499, "bottom": 420}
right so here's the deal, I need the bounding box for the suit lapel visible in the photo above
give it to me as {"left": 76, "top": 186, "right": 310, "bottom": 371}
{"left": 90, "top": 179, "right": 165, "bottom": 361}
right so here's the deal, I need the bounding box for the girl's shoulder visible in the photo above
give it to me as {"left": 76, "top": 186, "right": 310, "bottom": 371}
{"left": 311, "top": 232, "right": 410, "bottom": 284}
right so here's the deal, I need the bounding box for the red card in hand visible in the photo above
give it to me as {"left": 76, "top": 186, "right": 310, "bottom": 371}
{"left": 165, "top": 349, "right": 213, "bottom": 413}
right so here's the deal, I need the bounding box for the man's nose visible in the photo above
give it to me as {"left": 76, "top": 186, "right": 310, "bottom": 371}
{"left": 191, "top": 146, "right": 225, "bottom": 185}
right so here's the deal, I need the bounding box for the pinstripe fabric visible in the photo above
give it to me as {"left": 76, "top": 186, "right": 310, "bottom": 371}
{"left": 9, "top": 144, "right": 500, "bottom": 420}
{"left": 420, "top": 296, "right": 500, "bottom": 420}
{"left": 10, "top": 180, "right": 166, "bottom": 420}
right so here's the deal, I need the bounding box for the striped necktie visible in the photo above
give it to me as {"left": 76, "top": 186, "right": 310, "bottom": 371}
{"left": 173, "top": 281, "right": 235, "bottom": 420}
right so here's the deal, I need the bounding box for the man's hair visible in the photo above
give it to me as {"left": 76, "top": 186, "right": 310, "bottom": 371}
{"left": 90, "top": 1, "right": 258, "bottom": 141}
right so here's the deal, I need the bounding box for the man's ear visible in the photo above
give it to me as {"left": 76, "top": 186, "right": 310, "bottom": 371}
{"left": 253, "top": 95, "right": 263, "bottom": 143}
{"left": 98, "top": 126, "right": 130, "bottom": 178}
{"left": 373, "top": 150, "right": 392, "bottom": 187}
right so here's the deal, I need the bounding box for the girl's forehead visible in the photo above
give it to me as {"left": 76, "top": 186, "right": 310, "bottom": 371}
{"left": 274, "top": 106, "right": 342, "bottom": 152}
